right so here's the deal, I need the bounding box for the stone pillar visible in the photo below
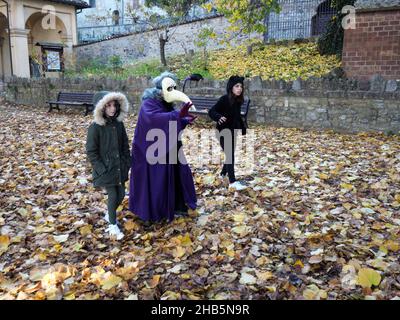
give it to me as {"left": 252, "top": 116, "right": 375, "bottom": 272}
{"left": 61, "top": 34, "right": 75, "bottom": 71}
{"left": 9, "top": 28, "right": 30, "bottom": 78}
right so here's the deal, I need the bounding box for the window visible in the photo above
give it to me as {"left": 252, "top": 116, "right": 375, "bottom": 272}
{"left": 45, "top": 50, "right": 62, "bottom": 71}
{"left": 36, "top": 42, "right": 65, "bottom": 73}
{"left": 112, "top": 10, "right": 120, "bottom": 25}
{"left": 89, "top": 0, "right": 96, "bottom": 8}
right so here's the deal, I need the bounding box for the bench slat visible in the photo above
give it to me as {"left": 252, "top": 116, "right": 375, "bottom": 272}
{"left": 48, "top": 92, "right": 95, "bottom": 116}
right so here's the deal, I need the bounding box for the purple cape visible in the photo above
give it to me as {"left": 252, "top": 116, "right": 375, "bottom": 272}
{"left": 129, "top": 98, "right": 197, "bottom": 222}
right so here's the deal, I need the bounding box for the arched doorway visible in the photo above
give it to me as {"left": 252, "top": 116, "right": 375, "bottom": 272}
{"left": 311, "top": 0, "right": 336, "bottom": 36}
{"left": 0, "top": 12, "right": 11, "bottom": 80}
{"left": 25, "top": 11, "right": 68, "bottom": 77}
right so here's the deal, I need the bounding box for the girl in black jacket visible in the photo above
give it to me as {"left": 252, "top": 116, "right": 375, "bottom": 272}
{"left": 208, "top": 76, "right": 247, "bottom": 191}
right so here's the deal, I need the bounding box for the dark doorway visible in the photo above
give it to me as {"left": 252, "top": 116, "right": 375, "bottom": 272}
{"left": 311, "top": 0, "right": 336, "bottom": 36}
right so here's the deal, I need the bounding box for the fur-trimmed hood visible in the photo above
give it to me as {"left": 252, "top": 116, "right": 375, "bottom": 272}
{"left": 93, "top": 91, "right": 130, "bottom": 126}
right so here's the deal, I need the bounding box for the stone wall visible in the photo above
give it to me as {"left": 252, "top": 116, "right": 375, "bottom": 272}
{"left": 3, "top": 75, "right": 400, "bottom": 134}
{"left": 74, "top": 16, "right": 258, "bottom": 65}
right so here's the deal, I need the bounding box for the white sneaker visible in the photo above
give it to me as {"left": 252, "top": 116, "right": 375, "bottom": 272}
{"left": 104, "top": 212, "right": 126, "bottom": 226}
{"left": 106, "top": 224, "right": 124, "bottom": 240}
{"left": 229, "top": 181, "right": 247, "bottom": 191}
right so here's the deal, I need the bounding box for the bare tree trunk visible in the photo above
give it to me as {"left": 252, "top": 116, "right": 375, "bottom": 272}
{"left": 159, "top": 32, "right": 168, "bottom": 66}
{"left": 203, "top": 47, "right": 208, "bottom": 70}
{"left": 246, "top": 44, "right": 253, "bottom": 55}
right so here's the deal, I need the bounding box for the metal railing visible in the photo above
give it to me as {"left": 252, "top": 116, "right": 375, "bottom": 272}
{"left": 264, "top": 0, "right": 336, "bottom": 42}
{"left": 77, "top": 11, "right": 221, "bottom": 44}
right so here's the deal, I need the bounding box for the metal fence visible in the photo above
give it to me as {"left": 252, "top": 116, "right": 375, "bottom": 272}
{"left": 77, "top": 1, "right": 336, "bottom": 44}
{"left": 264, "top": 0, "right": 336, "bottom": 42}
{"left": 77, "top": 11, "right": 220, "bottom": 44}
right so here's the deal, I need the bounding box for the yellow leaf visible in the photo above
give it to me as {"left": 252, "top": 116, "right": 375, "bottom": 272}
{"left": 231, "top": 225, "right": 249, "bottom": 236}
{"left": 37, "top": 252, "right": 48, "bottom": 261}
{"left": 357, "top": 268, "right": 381, "bottom": 288}
{"left": 343, "top": 203, "right": 353, "bottom": 210}
{"left": 319, "top": 173, "right": 329, "bottom": 180}
{"left": 172, "top": 246, "right": 186, "bottom": 259}
{"left": 225, "top": 249, "right": 235, "bottom": 257}
{"left": 53, "top": 244, "right": 63, "bottom": 252}
{"left": 24, "top": 282, "right": 42, "bottom": 294}
{"left": 35, "top": 291, "right": 46, "bottom": 300}
{"left": 79, "top": 225, "right": 92, "bottom": 236}
{"left": 340, "top": 183, "right": 354, "bottom": 190}
{"left": 188, "top": 209, "right": 198, "bottom": 218}
{"left": 379, "top": 245, "right": 388, "bottom": 255}
{"left": 384, "top": 240, "right": 400, "bottom": 252}
{"left": 256, "top": 271, "right": 273, "bottom": 281}
{"left": 115, "top": 263, "right": 140, "bottom": 280}
{"left": 160, "top": 291, "right": 181, "bottom": 300}
{"left": 0, "top": 235, "right": 10, "bottom": 255}
{"left": 303, "top": 284, "right": 327, "bottom": 300}
{"left": 233, "top": 213, "right": 246, "bottom": 223}
{"left": 180, "top": 233, "right": 193, "bottom": 247}
{"left": 101, "top": 273, "right": 122, "bottom": 290}
{"left": 293, "top": 260, "right": 304, "bottom": 268}
{"left": 124, "top": 220, "right": 138, "bottom": 231}
{"left": 64, "top": 293, "right": 75, "bottom": 300}
{"left": 65, "top": 168, "right": 76, "bottom": 176}
{"left": 196, "top": 267, "right": 209, "bottom": 277}
{"left": 53, "top": 160, "right": 62, "bottom": 169}
{"left": 147, "top": 275, "right": 161, "bottom": 288}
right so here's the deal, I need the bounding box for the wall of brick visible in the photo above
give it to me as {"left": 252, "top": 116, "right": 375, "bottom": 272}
{"left": 342, "top": 8, "right": 400, "bottom": 80}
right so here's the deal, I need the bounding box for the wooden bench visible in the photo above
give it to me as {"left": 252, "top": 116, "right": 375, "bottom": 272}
{"left": 189, "top": 96, "right": 251, "bottom": 128}
{"left": 182, "top": 74, "right": 251, "bottom": 127}
{"left": 47, "top": 92, "right": 94, "bottom": 116}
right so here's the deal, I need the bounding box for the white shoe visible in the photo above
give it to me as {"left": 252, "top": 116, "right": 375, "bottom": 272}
{"left": 106, "top": 224, "right": 124, "bottom": 240}
{"left": 219, "top": 175, "right": 229, "bottom": 183}
{"left": 229, "top": 181, "right": 247, "bottom": 191}
{"left": 104, "top": 212, "right": 126, "bottom": 226}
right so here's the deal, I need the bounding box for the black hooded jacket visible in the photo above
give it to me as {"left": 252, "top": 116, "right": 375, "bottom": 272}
{"left": 208, "top": 76, "right": 247, "bottom": 134}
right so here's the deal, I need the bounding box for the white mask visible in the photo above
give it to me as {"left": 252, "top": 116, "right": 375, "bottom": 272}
{"left": 161, "top": 77, "right": 196, "bottom": 111}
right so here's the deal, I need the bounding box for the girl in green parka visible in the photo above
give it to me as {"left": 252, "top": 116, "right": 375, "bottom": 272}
{"left": 86, "top": 91, "right": 131, "bottom": 240}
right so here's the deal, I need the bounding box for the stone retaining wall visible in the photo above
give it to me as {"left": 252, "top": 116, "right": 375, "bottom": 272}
{"left": 3, "top": 75, "right": 400, "bottom": 134}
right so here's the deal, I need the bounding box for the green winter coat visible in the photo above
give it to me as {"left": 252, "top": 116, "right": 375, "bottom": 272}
{"left": 86, "top": 91, "right": 131, "bottom": 188}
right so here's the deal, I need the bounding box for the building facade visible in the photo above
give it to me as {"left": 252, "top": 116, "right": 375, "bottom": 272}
{"left": 0, "top": 0, "right": 89, "bottom": 79}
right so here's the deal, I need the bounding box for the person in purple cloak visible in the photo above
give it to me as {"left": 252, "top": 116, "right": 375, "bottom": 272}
{"left": 129, "top": 72, "right": 198, "bottom": 223}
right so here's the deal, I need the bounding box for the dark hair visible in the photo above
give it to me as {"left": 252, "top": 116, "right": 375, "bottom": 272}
{"left": 103, "top": 100, "right": 121, "bottom": 119}
{"left": 228, "top": 84, "right": 244, "bottom": 106}
{"left": 226, "top": 75, "right": 244, "bottom": 106}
